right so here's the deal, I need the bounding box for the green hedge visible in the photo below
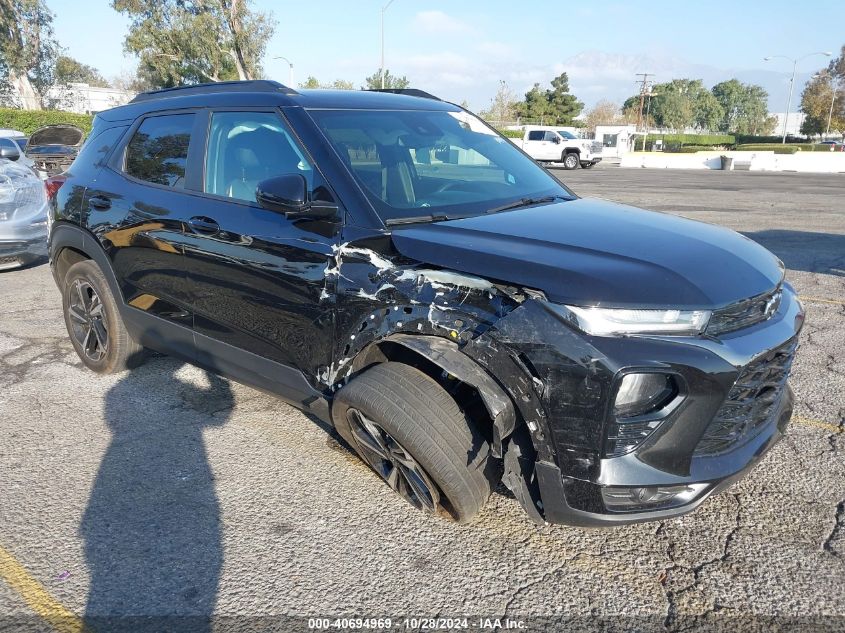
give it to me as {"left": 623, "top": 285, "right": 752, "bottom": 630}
{"left": 671, "top": 146, "right": 720, "bottom": 153}
{"left": 497, "top": 129, "right": 524, "bottom": 138}
{"left": 733, "top": 134, "right": 810, "bottom": 145}
{"left": 0, "top": 108, "right": 93, "bottom": 137}
{"left": 646, "top": 133, "right": 735, "bottom": 147}
{"left": 734, "top": 144, "right": 798, "bottom": 154}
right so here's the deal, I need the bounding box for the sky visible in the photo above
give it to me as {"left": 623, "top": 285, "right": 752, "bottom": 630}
{"left": 48, "top": 0, "right": 845, "bottom": 113}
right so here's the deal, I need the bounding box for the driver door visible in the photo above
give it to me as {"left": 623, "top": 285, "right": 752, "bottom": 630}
{"left": 179, "top": 109, "right": 340, "bottom": 385}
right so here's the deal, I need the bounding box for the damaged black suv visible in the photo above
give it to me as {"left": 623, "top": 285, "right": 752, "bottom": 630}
{"left": 49, "top": 81, "right": 804, "bottom": 526}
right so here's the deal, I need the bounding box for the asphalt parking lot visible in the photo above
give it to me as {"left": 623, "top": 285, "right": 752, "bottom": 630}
{"left": 1, "top": 167, "right": 843, "bottom": 632}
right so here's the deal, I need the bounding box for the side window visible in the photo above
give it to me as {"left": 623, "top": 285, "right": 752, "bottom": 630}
{"left": 527, "top": 130, "right": 544, "bottom": 141}
{"left": 125, "top": 113, "right": 194, "bottom": 188}
{"left": 544, "top": 131, "right": 558, "bottom": 142}
{"left": 204, "top": 111, "right": 313, "bottom": 204}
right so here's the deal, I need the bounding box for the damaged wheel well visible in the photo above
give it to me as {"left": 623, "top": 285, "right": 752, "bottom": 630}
{"left": 350, "top": 335, "right": 517, "bottom": 459}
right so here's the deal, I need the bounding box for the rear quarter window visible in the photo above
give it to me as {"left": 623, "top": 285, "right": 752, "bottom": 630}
{"left": 125, "top": 114, "right": 195, "bottom": 188}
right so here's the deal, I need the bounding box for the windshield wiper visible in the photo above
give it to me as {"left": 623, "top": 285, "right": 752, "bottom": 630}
{"left": 385, "top": 213, "right": 448, "bottom": 226}
{"left": 485, "top": 195, "right": 571, "bottom": 215}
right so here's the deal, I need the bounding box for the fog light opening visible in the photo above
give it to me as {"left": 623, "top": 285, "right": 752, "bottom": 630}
{"left": 614, "top": 372, "right": 675, "bottom": 417}
{"left": 601, "top": 483, "right": 708, "bottom": 512}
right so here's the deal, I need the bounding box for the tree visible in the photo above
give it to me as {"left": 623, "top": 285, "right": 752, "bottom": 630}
{"left": 545, "top": 72, "right": 583, "bottom": 125}
{"left": 624, "top": 79, "right": 724, "bottom": 132}
{"left": 800, "top": 46, "right": 845, "bottom": 137}
{"left": 55, "top": 56, "right": 109, "bottom": 87}
{"left": 515, "top": 83, "right": 550, "bottom": 122}
{"left": 111, "top": 0, "right": 276, "bottom": 88}
{"left": 712, "top": 79, "right": 776, "bottom": 134}
{"left": 583, "top": 100, "right": 623, "bottom": 131}
{"left": 362, "top": 69, "right": 409, "bottom": 90}
{"left": 110, "top": 66, "right": 154, "bottom": 93}
{"left": 0, "top": 0, "right": 60, "bottom": 109}
{"left": 299, "top": 76, "right": 354, "bottom": 90}
{"left": 479, "top": 80, "right": 517, "bottom": 123}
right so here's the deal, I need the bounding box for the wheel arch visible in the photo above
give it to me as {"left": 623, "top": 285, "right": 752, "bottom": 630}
{"left": 50, "top": 223, "right": 123, "bottom": 303}
{"left": 349, "top": 333, "right": 517, "bottom": 459}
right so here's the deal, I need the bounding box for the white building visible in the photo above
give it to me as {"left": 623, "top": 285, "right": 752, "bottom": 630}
{"left": 770, "top": 112, "right": 807, "bottom": 138}
{"left": 594, "top": 124, "right": 638, "bottom": 158}
{"left": 45, "top": 83, "right": 135, "bottom": 115}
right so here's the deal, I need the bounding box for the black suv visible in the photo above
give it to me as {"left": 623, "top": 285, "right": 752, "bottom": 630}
{"left": 49, "top": 81, "right": 803, "bottom": 526}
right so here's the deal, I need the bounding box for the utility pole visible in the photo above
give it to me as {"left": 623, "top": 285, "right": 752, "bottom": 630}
{"left": 635, "top": 73, "right": 653, "bottom": 151}
{"left": 380, "top": 0, "right": 397, "bottom": 89}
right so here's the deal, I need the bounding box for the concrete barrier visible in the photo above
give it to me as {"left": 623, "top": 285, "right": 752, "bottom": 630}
{"left": 620, "top": 151, "right": 845, "bottom": 173}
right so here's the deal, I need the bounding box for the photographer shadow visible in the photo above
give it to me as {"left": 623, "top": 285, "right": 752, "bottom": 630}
{"left": 80, "top": 353, "right": 233, "bottom": 632}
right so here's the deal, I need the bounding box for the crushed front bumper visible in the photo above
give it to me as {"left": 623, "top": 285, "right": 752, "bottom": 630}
{"left": 535, "top": 384, "right": 792, "bottom": 526}
{"left": 474, "top": 284, "right": 804, "bottom": 526}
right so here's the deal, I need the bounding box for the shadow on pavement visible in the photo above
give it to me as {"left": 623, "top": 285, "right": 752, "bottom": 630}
{"left": 80, "top": 355, "right": 233, "bottom": 632}
{"left": 743, "top": 229, "right": 845, "bottom": 277}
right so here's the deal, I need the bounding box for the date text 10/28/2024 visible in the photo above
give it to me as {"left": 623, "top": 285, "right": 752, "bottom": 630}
{"left": 307, "top": 618, "right": 527, "bottom": 630}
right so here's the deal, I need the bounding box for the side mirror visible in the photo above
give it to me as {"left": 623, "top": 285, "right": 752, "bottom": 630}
{"left": 552, "top": 136, "right": 561, "bottom": 145}
{"left": 0, "top": 145, "right": 21, "bottom": 161}
{"left": 256, "top": 174, "right": 338, "bottom": 220}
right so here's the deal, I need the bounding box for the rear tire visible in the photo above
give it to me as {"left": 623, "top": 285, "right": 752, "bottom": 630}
{"left": 62, "top": 260, "right": 145, "bottom": 373}
{"left": 332, "top": 362, "right": 493, "bottom": 523}
{"left": 562, "top": 152, "right": 579, "bottom": 170}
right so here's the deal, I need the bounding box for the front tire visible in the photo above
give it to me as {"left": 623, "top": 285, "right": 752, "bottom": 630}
{"left": 332, "top": 362, "right": 493, "bottom": 523}
{"left": 62, "top": 260, "right": 145, "bottom": 373}
{"left": 562, "top": 152, "right": 580, "bottom": 170}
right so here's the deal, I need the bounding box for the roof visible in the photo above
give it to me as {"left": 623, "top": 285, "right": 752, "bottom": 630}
{"left": 98, "top": 81, "right": 459, "bottom": 122}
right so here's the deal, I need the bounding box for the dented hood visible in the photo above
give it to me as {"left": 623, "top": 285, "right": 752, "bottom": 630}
{"left": 390, "top": 198, "right": 783, "bottom": 309}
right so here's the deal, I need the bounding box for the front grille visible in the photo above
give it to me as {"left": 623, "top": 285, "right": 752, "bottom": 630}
{"left": 706, "top": 287, "right": 781, "bottom": 336}
{"left": 695, "top": 337, "right": 798, "bottom": 456}
{"left": 591, "top": 142, "right": 603, "bottom": 154}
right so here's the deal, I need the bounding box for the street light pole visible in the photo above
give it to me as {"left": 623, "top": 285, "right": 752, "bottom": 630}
{"left": 380, "top": 0, "right": 397, "bottom": 89}
{"left": 273, "top": 56, "right": 294, "bottom": 86}
{"left": 764, "top": 51, "right": 832, "bottom": 143}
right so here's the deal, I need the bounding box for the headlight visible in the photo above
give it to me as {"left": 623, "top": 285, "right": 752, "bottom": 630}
{"left": 546, "top": 303, "right": 710, "bottom": 336}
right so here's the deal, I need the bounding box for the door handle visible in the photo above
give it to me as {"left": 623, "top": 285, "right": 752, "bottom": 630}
{"left": 88, "top": 196, "right": 111, "bottom": 210}
{"left": 187, "top": 216, "right": 220, "bottom": 235}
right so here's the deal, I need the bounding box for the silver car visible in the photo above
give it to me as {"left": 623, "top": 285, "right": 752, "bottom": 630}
{"left": 0, "top": 159, "right": 48, "bottom": 270}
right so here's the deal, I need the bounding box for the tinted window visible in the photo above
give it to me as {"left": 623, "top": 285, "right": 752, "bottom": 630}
{"left": 311, "top": 109, "right": 572, "bottom": 223}
{"left": 125, "top": 114, "right": 194, "bottom": 188}
{"left": 527, "top": 130, "right": 544, "bottom": 141}
{"left": 0, "top": 138, "right": 18, "bottom": 151}
{"left": 543, "top": 131, "right": 558, "bottom": 142}
{"left": 204, "top": 111, "right": 313, "bottom": 203}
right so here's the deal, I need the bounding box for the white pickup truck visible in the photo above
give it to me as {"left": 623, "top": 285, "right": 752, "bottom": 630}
{"left": 507, "top": 126, "right": 603, "bottom": 170}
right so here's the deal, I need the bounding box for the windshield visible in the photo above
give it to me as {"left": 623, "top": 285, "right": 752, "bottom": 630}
{"left": 309, "top": 108, "right": 573, "bottom": 224}
{"left": 558, "top": 131, "right": 577, "bottom": 140}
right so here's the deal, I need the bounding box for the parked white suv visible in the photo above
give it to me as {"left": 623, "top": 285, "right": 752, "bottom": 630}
{"left": 509, "top": 126, "right": 602, "bottom": 170}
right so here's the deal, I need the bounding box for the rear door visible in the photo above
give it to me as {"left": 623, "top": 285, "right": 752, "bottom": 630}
{"left": 179, "top": 108, "right": 339, "bottom": 386}
{"left": 88, "top": 110, "right": 204, "bottom": 356}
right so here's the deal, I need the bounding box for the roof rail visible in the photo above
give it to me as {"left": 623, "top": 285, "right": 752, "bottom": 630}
{"left": 129, "top": 80, "right": 298, "bottom": 104}
{"left": 365, "top": 88, "right": 442, "bottom": 101}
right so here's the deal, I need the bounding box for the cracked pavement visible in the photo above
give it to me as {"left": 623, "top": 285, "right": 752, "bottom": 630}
{"left": 0, "top": 167, "right": 843, "bottom": 631}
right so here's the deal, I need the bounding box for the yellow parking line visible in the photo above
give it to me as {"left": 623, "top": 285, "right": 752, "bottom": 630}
{"left": 800, "top": 295, "right": 845, "bottom": 306}
{"left": 794, "top": 415, "right": 843, "bottom": 434}
{"left": 0, "top": 544, "right": 85, "bottom": 633}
